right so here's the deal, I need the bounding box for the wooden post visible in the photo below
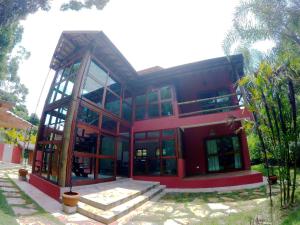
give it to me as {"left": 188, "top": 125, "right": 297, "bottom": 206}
{"left": 58, "top": 50, "right": 91, "bottom": 187}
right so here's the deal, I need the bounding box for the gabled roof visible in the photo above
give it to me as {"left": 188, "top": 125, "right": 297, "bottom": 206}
{"left": 50, "top": 31, "right": 138, "bottom": 81}
{"left": 0, "top": 100, "right": 33, "bottom": 130}
{"left": 50, "top": 31, "right": 243, "bottom": 86}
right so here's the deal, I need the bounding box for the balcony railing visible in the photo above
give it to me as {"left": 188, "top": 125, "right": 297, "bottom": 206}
{"left": 177, "top": 92, "right": 243, "bottom": 117}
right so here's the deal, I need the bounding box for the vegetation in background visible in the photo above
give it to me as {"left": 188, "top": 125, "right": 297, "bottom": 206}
{"left": 0, "top": 0, "right": 109, "bottom": 122}
{"left": 0, "top": 128, "right": 36, "bottom": 145}
{"left": 223, "top": 0, "right": 300, "bottom": 220}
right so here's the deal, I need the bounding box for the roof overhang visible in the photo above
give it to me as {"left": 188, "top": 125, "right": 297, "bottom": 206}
{"left": 50, "top": 31, "right": 138, "bottom": 81}
{"left": 0, "top": 101, "right": 33, "bottom": 130}
{"left": 133, "top": 54, "right": 244, "bottom": 86}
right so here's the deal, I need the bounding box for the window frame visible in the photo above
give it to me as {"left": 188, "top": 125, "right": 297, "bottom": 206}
{"left": 133, "top": 129, "right": 178, "bottom": 176}
{"left": 134, "top": 85, "right": 174, "bottom": 121}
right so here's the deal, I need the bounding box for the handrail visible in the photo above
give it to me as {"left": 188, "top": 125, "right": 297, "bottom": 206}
{"left": 179, "top": 104, "right": 243, "bottom": 117}
{"left": 178, "top": 92, "right": 241, "bottom": 106}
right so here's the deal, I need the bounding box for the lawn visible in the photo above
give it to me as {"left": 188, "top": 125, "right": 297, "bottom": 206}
{"left": 125, "top": 165, "right": 300, "bottom": 225}
{"left": 0, "top": 175, "right": 63, "bottom": 225}
{"left": 252, "top": 164, "right": 300, "bottom": 225}
{"left": 0, "top": 190, "right": 18, "bottom": 225}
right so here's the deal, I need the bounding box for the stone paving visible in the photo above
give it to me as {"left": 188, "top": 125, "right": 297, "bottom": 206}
{"left": 0, "top": 162, "right": 278, "bottom": 225}
{"left": 0, "top": 168, "right": 63, "bottom": 224}
{"left": 119, "top": 186, "right": 280, "bottom": 225}
{"left": 0, "top": 162, "right": 103, "bottom": 225}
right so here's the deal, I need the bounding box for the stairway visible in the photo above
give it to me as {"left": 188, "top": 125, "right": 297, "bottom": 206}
{"left": 76, "top": 180, "right": 165, "bottom": 224}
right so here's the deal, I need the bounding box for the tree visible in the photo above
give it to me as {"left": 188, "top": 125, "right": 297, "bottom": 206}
{"left": 28, "top": 113, "right": 40, "bottom": 126}
{"left": 239, "top": 59, "right": 299, "bottom": 207}
{"left": 0, "top": 0, "right": 109, "bottom": 121}
{"left": 223, "top": 0, "right": 300, "bottom": 72}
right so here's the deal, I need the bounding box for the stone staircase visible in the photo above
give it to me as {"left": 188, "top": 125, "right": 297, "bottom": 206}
{"left": 75, "top": 179, "right": 165, "bottom": 224}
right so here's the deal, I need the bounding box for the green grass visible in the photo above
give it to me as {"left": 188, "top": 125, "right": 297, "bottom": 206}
{"left": 7, "top": 177, "right": 64, "bottom": 225}
{"left": 0, "top": 176, "right": 63, "bottom": 225}
{"left": 0, "top": 190, "right": 18, "bottom": 225}
{"left": 281, "top": 207, "right": 300, "bottom": 225}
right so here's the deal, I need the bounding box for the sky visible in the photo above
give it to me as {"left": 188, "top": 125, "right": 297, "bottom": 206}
{"left": 17, "top": 0, "right": 242, "bottom": 116}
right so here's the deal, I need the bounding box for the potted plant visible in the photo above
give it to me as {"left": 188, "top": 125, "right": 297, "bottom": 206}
{"left": 268, "top": 165, "right": 277, "bottom": 185}
{"left": 18, "top": 168, "right": 28, "bottom": 181}
{"left": 268, "top": 175, "right": 278, "bottom": 185}
{"left": 62, "top": 156, "right": 80, "bottom": 212}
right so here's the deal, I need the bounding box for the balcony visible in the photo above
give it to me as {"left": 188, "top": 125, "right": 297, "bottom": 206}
{"left": 177, "top": 91, "right": 243, "bottom": 117}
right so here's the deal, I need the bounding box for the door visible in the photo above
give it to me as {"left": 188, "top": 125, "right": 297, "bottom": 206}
{"left": 206, "top": 135, "right": 242, "bottom": 172}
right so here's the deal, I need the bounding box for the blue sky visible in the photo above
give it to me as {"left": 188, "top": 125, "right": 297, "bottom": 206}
{"left": 17, "top": 0, "right": 242, "bottom": 115}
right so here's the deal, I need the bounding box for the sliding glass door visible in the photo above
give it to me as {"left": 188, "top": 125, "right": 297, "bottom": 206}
{"left": 206, "top": 135, "right": 242, "bottom": 172}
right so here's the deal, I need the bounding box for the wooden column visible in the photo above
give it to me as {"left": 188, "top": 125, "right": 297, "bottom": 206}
{"left": 59, "top": 50, "right": 91, "bottom": 187}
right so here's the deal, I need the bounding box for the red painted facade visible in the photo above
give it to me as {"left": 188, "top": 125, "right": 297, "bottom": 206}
{"left": 29, "top": 173, "right": 61, "bottom": 200}
{"left": 0, "top": 144, "right": 4, "bottom": 161}
{"left": 30, "top": 32, "right": 263, "bottom": 199}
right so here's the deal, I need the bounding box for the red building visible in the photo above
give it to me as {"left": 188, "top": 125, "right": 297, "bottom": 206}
{"left": 30, "top": 31, "right": 262, "bottom": 200}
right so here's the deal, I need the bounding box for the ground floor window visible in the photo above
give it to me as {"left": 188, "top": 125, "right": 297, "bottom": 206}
{"left": 206, "top": 135, "right": 242, "bottom": 172}
{"left": 133, "top": 129, "right": 177, "bottom": 176}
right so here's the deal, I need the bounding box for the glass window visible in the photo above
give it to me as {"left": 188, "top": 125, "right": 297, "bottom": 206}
{"left": 105, "top": 91, "right": 120, "bottom": 116}
{"left": 123, "top": 89, "right": 132, "bottom": 105}
{"left": 88, "top": 61, "right": 108, "bottom": 84}
{"left": 98, "top": 158, "right": 114, "bottom": 178}
{"left": 161, "top": 102, "right": 173, "bottom": 116}
{"left": 65, "top": 76, "right": 75, "bottom": 96}
{"left": 107, "top": 76, "right": 121, "bottom": 96}
{"left": 55, "top": 69, "right": 63, "bottom": 84}
{"left": 119, "top": 124, "right": 130, "bottom": 138}
{"left": 70, "top": 61, "right": 81, "bottom": 75}
{"left": 162, "top": 159, "right": 177, "bottom": 175}
{"left": 72, "top": 156, "right": 95, "bottom": 181}
{"left": 122, "top": 102, "right": 132, "bottom": 122}
{"left": 147, "top": 131, "right": 160, "bottom": 138}
{"left": 135, "top": 105, "right": 146, "bottom": 120}
{"left": 162, "top": 139, "right": 176, "bottom": 156}
{"left": 148, "top": 159, "right": 161, "bottom": 175}
{"left": 160, "top": 86, "right": 172, "bottom": 100}
{"left": 77, "top": 106, "right": 99, "bottom": 127}
{"left": 101, "top": 116, "right": 117, "bottom": 133}
{"left": 162, "top": 129, "right": 175, "bottom": 137}
{"left": 81, "top": 72, "right": 105, "bottom": 107}
{"left": 136, "top": 94, "right": 146, "bottom": 105}
{"left": 74, "top": 128, "right": 98, "bottom": 154}
{"left": 62, "top": 65, "right": 71, "bottom": 78}
{"left": 148, "top": 104, "right": 159, "bottom": 118}
{"left": 134, "top": 132, "right": 146, "bottom": 139}
{"left": 206, "top": 136, "right": 242, "bottom": 172}
{"left": 99, "top": 135, "right": 115, "bottom": 156}
{"left": 148, "top": 91, "right": 158, "bottom": 103}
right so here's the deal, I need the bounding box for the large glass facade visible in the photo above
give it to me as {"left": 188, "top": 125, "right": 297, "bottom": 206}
{"left": 133, "top": 129, "right": 177, "bottom": 176}
{"left": 80, "top": 60, "right": 132, "bottom": 122}
{"left": 48, "top": 61, "right": 81, "bottom": 104}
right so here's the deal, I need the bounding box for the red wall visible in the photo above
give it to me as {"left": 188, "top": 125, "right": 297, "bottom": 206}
{"left": 133, "top": 108, "right": 252, "bottom": 132}
{"left": 183, "top": 122, "right": 249, "bottom": 176}
{"left": 133, "top": 171, "right": 263, "bottom": 188}
{"left": 11, "top": 146, "right": 22, "bottom": 164}
{"left": 0, "top": 143, "right": 4, "bottom": 161}
{"left": 29, "top": 174, "right": 61, "bottom": 201}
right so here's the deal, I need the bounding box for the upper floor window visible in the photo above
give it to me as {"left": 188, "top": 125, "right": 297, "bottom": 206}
{"left": 48, "top": 61, "right": 81, "bottom": 104}
{"left": 81, "top": 60, "right": 131, "bottom": 119}
{"left": 135, "top": 86, "right": 173, "bottom": 120}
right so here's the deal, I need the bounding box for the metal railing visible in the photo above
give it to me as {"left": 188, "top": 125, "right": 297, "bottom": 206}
{"left": 177, "top": 92, "right": 243, "bottom": 117}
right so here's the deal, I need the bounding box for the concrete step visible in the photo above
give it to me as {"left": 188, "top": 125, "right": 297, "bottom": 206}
{"left": 78, "top": 185, "right": 165, "bottom": 224}
{"left": 79, "top": 181, "right": 160, "bottom": 210}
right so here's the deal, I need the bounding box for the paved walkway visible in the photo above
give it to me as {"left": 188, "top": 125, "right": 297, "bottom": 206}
{"left": 0, "top": 162, "right": 103, "bottom": 225}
